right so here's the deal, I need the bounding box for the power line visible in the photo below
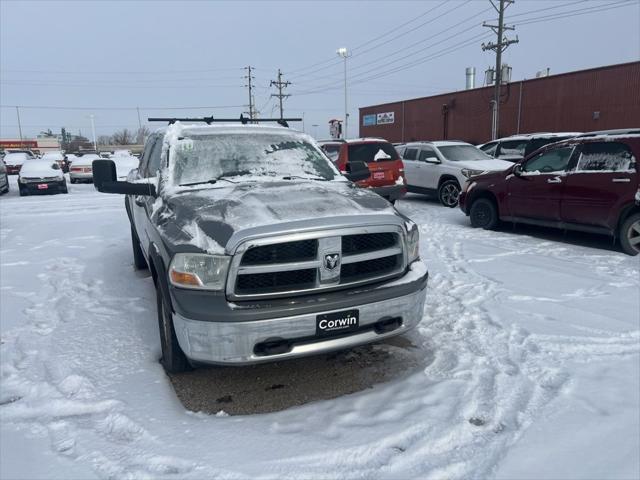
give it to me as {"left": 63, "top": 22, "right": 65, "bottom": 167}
{"left": 283, "top": 3, "right": 445, "bottom": 76}
{"left": 291, "top": 2, "right": 490, "bottom": 91}
{"left": 0, "top": 104, "right": 245, "bottom": 110}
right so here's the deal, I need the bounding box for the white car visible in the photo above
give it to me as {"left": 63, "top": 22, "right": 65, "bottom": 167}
{"left": 3, "top": 152, "right": 31, "bottom": 175}
{"left": 69, "top": 154, "right": 100, "bottom": 183}
{"left": 40, "top": 151, "right": 66, "bottom": 170}
{"left": 397, "top": 141, "right": 513, "bottom": 207}
{"left": 111, "top": 153, "right": 139, "bottom": 180}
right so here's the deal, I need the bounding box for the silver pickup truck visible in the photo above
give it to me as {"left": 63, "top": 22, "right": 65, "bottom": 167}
{"left": 93, "top": 121, "right": 428, "bottom": 373}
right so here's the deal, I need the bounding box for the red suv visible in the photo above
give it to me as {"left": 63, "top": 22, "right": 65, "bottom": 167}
{"left": 319, "top": 138, "right": 406, "bottom": 203}
{"left": 458, "top": 131, "right": 640, "bottom": 255}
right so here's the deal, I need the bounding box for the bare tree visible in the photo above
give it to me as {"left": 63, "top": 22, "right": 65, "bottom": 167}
{"left": 111, "top": 128, "right": 135, "bottom": 145}
{"left": 136, "top": 126, "right": 151, "bottom": 144}
{"left": 97, "top": 135, "right": 112, "bottom": 146}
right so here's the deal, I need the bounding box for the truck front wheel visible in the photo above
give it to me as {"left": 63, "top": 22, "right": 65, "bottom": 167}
{"left": 157, "top": 283, "right": 191, "bottom": 374}
{"left": 131, "top": 225, "right": 148, "bottom": 270}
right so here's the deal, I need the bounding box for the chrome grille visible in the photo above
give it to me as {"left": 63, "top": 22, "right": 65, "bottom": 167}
{"left": 228, "top": 226, "right": 406, "bottom": 300}
{"left": 241, "top": 239, "right": 317, "bottom": 265}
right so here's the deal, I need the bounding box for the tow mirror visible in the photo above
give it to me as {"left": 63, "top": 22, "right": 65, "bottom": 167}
{"left": 93, "top": 159, "right": 156, "bottom": 196}
{"left": 344, "top": 161, "right": 370, "bottom": 182}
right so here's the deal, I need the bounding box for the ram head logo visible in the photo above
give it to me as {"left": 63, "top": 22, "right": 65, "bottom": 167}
{"left": 324, "top": 253, "right": 340, "bottom": 270}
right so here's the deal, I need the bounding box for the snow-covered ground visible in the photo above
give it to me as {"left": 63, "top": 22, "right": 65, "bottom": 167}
{"left": 1, "top": 175, "right": 638, "bottom": 480}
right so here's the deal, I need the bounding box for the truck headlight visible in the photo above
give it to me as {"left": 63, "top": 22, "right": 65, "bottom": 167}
{"left": 461, "top": 168, "right": 487, "bottom": 179}
{"left": 407, "top": 224, "right": 420, "bottom": 263}
{"left": 168, "top": 253, "right": 230, "bottom": 290}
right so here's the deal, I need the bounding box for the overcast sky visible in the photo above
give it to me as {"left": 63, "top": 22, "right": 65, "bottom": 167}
{"left": 1, "top": 0, "right": 639, "bottom": 141}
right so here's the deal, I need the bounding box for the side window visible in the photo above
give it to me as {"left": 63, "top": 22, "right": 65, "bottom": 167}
{"left": 322, "top": 145, "right": 340, "bottom": 162}
{"left": 139, "top": 136, "right": 156, "bottom": 174}
{"left": 574, "top": 142, "right": 636, "bottom": 172}
{"left": 418, "top": 148, "right": 436, "bottom": 161}
{"left": 145, "top": 137, "right": 164, "bottom": 177}
{"left": 480, "top": 142, "right": 498, "bottom": 156}
{"left": 523, "top": 147, "right": 574, "bottom": 174}
{"left": 403, "top": 148, "right": 418, "bottom": 161}
{"left": 498, "top": 140, "right": 527, "bottom": 157}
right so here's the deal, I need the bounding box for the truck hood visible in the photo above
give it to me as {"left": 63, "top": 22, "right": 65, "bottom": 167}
{"left": 455, "top": 159, "right": 514, "bottom": 171}
{"left": 158, "top": 180, "right": 398, "bottom": 254}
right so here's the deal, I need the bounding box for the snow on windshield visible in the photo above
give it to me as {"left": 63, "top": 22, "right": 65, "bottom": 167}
{"left": 438, "top": 145, "right": 492, "bottom": 161}
{"left": 19, "top": 160, "right": 62, "bottom": 177}
{"left": 41, "top": 152, "right": 64, "bottom": 161}
{"left": 169, "top": 131, "right": 337, "bottom": 186}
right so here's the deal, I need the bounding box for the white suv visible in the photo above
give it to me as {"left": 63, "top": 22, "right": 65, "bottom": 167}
{"left": 397, "top": 141, "right": 513, "bottom": 207}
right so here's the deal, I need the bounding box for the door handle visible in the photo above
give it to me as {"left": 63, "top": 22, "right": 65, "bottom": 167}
{"left": 134, "top": 195, "right": 146, "bottom": 206}
{"left": 612, "top": 178, "right": 630, "bottom": 183}
{"left": 547, "top": 176, "right": 562, "bottom": 184}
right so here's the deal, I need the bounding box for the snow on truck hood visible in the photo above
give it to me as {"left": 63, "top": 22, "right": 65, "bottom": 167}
{"left": 159, "top": 180, "right": 398, "bottom": 254}
{"left": 455, "top": 159, "right": 514, "bottom": 171}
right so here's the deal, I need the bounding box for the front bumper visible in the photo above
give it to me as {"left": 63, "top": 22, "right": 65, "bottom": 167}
{"left": 19, "top": 180, "right": 65, "bottom": 194}
{"left": 172, "top": 267, "right": 428, "bottom": 365}
{"left": 458, "top": 190, "right": 469, "bottom": 214}
{"left": 370, "top": 184, "right": 406, "bottom": 202}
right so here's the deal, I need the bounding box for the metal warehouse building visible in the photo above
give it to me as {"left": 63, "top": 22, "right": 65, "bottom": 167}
{"left": 359, "top": 61, "right": 640, "bottom": 144}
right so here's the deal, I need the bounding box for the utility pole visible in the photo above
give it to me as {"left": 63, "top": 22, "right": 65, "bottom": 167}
{"left": 270, "top": 69, "right": 291, "bottom": 120}
{"left": 482, "top": 0, "right": 518, "bottom": 140}
{"left": 15, "top": 106, "right": 23, "bottom": 146}
{"left": 244, "top": 66, "right": 255, "bottom": 120}
{"left": 136, "top": 106, "right": 142, "bottom": 130}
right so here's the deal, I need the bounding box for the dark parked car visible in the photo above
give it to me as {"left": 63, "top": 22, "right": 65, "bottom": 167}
{"left": 18, "top": 159, "right": 68, "bottom": 196}
{"left": 459, "top": 131, "right": 640, "bottom": 255}
{"left": 478, "top": 132, "right": 581, "bottom": 162}
{"left": 320, "top": 138, "right": 406, "bottom": 203}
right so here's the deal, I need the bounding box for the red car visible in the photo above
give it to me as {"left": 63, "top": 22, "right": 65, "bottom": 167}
{"left": 320, "top": 138, "right": 406, "bottom": 203}
{"left": 459, "top": 131, "right": 640, "bottom": 255}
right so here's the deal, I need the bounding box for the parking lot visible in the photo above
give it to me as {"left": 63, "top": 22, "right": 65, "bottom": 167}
{"left": 1, "top": 175, "right": 638, "bottom": 479}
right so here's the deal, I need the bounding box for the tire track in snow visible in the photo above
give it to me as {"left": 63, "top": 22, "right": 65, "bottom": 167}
{"left": 0, "top": 256, "right": 202, "bottom": 479}
{"left": 268, "top": 202, "right": 639, "bottom": 479}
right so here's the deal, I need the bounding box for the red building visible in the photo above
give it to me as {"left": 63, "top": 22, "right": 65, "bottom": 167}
{"left": 359, "top": 61, "right": 640, "bottom": 144}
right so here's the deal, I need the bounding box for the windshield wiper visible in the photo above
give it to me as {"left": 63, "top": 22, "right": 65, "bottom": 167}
{"left": 179, "top": 170, "right": 250, "bottom": 187}
{"left": 280, "top": 174, "right": 328, "bottom": 181}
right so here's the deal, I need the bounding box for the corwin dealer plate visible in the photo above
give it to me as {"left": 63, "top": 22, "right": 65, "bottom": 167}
{"left": 316, "top": 309, "right": 359, "bottom": 337}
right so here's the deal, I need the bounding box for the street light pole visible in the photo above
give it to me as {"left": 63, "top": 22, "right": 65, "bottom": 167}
{"left": 337, "top": 47, "right": 350, "bottom": 139}
{"left": 89, "top": 114, "right": 97, "bottom": 151}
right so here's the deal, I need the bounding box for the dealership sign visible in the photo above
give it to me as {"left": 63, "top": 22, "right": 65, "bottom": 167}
{"left": 376, "top": 112, "right": 395, "bottom": 125}
{"left": 362, "top": 114, "right": 377, "bottom": 126}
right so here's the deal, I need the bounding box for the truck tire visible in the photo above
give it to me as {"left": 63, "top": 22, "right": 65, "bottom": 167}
{"left": 619, "top": 212, "right": 640, "bottom": 256}
{"left": 470, "top": 198, "right": 498, "bottom": 230}
{"left": 157, "top": 282, "right": 191, "bottom": 374}
{"left": 131, "top": 225, "right": 148, "bottom": 270}
{"left": 438, "top": 179, "right": 460, "bottom": 207}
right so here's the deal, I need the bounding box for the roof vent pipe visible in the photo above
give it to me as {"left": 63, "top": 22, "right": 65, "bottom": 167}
{"left": 465, "top": 67, "right": 476, "bottom": 90}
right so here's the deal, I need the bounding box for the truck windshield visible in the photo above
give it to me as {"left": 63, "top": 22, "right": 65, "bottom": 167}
{"left": 171, "top": 133, "right": 337, "bottom": 186}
